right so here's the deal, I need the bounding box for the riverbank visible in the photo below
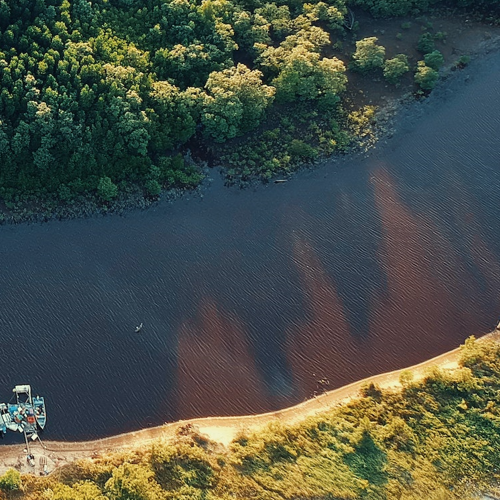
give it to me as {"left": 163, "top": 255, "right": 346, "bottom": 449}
{"left": 1, "top": 14, "right": 499, "bottom": 225}
{"left": 1, "top": 329, "right": 498, "bottom": 478}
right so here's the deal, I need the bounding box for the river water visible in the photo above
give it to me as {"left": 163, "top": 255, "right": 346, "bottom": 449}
{"left": 1, "top": 51, "right": 499, "bottom": 441}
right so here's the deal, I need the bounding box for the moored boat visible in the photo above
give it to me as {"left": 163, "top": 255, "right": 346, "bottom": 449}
{"left": 0, "top": 385, "right": 46, "bottom": 439}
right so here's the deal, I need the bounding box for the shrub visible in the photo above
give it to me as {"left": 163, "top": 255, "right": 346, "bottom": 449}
{"left": 97, "top": 176, "right": 118, "bottom": 202}
{"left": 58, "top": 183, "right": 74, "bottom": 202}
{"left": 417, "top": 32, "right": 435, "bottom": 54}
{"left": 288, "top": 139, "right": 318, "bottom": 160}
{"left": 0, "top": 469, "right": 21, "bottom": 491}
{"left": 415, "top": 61, "right": 439, "bottom": 90}
{"left": 424, "top": 50, "right": 444, "bottom": 70}
{"left": 145, "top": 179, "right": 161, "bottom": 197}
{"left": 383, "top": 54, "right": 410, "bottom": 85}
{"left": 351, "top": 37, "right": 386, "bottom": 73}
{"left": 455, "top": 55, "right": 471, "bottom": 69}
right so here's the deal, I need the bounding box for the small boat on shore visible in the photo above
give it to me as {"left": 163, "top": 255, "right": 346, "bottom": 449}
{"left": 0, "top": 385, "right": 46, "bottom": 439}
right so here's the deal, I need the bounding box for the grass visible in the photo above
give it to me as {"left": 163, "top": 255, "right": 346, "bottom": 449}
{"left": 5, "top": 336, "right": 500, "bottom": 499}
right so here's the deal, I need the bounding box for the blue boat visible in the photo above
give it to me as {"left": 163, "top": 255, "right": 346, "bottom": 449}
{"left": 0, "top": 385, "right": 46, "bottom": 439}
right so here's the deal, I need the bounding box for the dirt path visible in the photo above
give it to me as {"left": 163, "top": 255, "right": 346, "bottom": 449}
{"left": 1, "top": 330, "right": 497, "bottom": 476}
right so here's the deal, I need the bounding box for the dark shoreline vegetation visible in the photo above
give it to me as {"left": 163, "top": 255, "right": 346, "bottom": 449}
{"left": 0, "top": 0, "right": 499, "bottom": 223}
{"left": 1, "top": 335, "right": 500, "bottom": 499}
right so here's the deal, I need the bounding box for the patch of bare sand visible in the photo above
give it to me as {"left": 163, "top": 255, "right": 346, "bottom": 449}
{"left": 1, "top": 330, "right": 498, "bottom": 477}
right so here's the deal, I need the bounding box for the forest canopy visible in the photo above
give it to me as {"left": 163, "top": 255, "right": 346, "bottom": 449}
{"left": 0, "top": 0, "right": 497, "bottom": 206}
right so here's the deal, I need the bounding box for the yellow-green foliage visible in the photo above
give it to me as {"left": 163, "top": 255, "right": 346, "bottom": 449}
{"left": 0, "top": 469, "right": 21, "bottom": 492}
{"left": 348, "top": 105, "right": 377, "bottom": 143}
{"left": 415, "top": 61, "right": 439, "bottom": 90}
{"left": 351, "top": 37, "right": 386, "bottom": 73}
{"left": 15, "top": 337, "right": 500, "bottom": 499}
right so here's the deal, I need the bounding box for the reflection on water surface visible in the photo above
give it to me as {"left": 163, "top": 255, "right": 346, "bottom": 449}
{"left": 0, "top": 52, "right": 499, "bottom": 440}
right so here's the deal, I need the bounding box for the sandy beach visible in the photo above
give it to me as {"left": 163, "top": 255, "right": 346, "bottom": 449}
{"left": 1, "top": 329, "right": 498, "bottom": 477}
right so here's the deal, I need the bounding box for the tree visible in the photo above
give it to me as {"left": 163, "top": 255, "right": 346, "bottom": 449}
{"left": 415, "top": 60, "right": 438, "bottom": 90}
{"left": 417, "top": 32, "right": 435, "bottom": 54}
{"left": 149, "top": 81, "right": 200, "bottom": 151}
{"left": 351, "top": 37, "right": 385, "bottom": 73}
{"left": 207, "top": 64, "right": 275, "bottom": 131}
{"left": 269, "top": 44, "right": 346, "bottom": 104}
{"left": 201, "top": 90, "right": 243, "bottom": 142}
{"left": 154, "top": 44, "right": 222, "bottom": 88}
{"left": 97, "top": 176, "right": 118, "bottom": 201}
{"left": 424, "top": 50, "right": 444, "bottom": 70}
{"left": 258, "top": 27, "right": 331, "bottom": 74}
{"left": 383, "top": 54, "right": 409, "bottom": 85}
{"left": 255, "top": 4, "right": 292, "bottom": 40}
{"left": 0, "top": 469, "right": 21, "bottom": 492}
{"left": 145, "top": 179, "right": 161, "bottom": 196}
{"left": 315, "top": 56, "right": 348, "bottom": 108}
{"left": 201, "top": 64, "right": 275, "bottom": 141}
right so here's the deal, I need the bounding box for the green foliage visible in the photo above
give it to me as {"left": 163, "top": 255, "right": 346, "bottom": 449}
{"left": 202, "top": 64, "right": 275, "bottom": 142}
{"left": 460, "top": 335, "right": 500, "bottom": 379}
{"left": 289, "top": 139, "right": 318, "bottom": 160}
{"left": 383, "top": 53, "right": 410, "bottom": 85}
{"left": 399, "top": 369, "right": 414, "bottom": 387}
{"left": 0, "top": 468, "right": 21, "bottom": 492}
{"left": 272, "top": 49, "right": 347, "bottom": 106}
{"left": 417, "top": 32, "right": 435, "bottom": 54}
{"left": 434, "top": 31, "right": 447, "bottom": 41}
{"left": 0, "top": 0, "right": 488, "bottom": 210}
{"left": 157, "top": 155, "right": 203, "bottom": 189}
{"left": 52, "top": 480, "right": 107, "bottom": 500}
{"left": 456, "top": 55, "right": 471, "bottom": 68}
{"left": 105, "top": 463, "right": 165, "bottom": 500}
{"left": 351, "top": 37, "right": 386, "bottom": 73}
{"left": 10, "top": 336, "right": 500, "bottom": 499}
{"left": 218, "top": 102, "right": 350, "bottom": 182}
{"left": 97, "top": 176, "right": 118, "bottom": 202}
{"left": 348, "top": 105, "right": 377, "bottom": 138}
{"left": 352, "top": 0, "right": 435, "bottom": 17}
{"left": 145, "top": 179, "right": 161, "bottom": 197}
{"left": 256, "top": 27, "right": 346, "bottom": 106}
{"left": 344, "top": 430, "right": 388, "bottom": 486}
{"left": 151, "top": 441, "right": 218, "bottom": 490}
{"left": 415, "top": 60, "right": 439, "bottom": 90}
{"left": 424, "top": 49, "right": 444, "bottom": 70}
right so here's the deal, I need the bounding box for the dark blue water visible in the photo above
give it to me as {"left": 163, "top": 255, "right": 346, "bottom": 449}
{"left": 0, "top": 50, "right": 499, "bottom": 441}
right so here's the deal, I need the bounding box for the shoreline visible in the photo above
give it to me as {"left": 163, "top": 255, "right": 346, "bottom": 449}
{"left": 1, "top": 30, "right": 499, "bottom": 226}
{"left": 0, "top": 328, "right": 498, "bottom": 475}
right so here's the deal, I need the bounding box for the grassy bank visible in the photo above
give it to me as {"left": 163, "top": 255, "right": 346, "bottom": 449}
{"left": 2, "top": 334, "right": 500, "bottom": 499}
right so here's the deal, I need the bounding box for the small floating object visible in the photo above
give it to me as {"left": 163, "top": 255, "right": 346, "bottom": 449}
{"left": 274, "top": 179, "right": 287, "bottom": 184}
{"left": 135, "top": 323, "right": 143, "bottom": 333}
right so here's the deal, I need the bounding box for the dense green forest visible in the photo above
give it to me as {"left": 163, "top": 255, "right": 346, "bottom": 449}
{"left": 2, "top": 336, "right": 500, "bottom": 499}
{"left": 0, "top": 0, "right": 498, "bottom": 209}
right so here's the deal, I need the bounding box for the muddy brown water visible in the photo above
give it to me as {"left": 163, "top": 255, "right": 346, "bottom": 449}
{"left": 0, "top": 50, "right": 499, "bottom": 441}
